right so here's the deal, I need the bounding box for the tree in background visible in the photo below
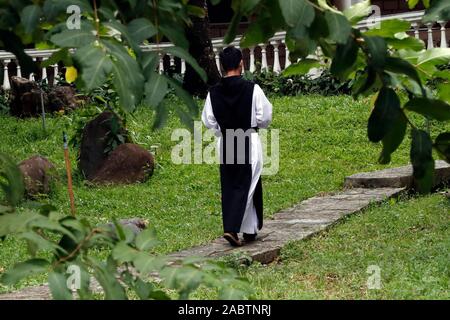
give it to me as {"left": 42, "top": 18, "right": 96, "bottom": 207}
{"left": 183, "top": 0, "right": 221, "bottom": 97}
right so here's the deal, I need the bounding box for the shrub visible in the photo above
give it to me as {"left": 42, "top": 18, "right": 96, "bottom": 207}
{"left": 244, "top": 69, "right": 352, "bottom": 96}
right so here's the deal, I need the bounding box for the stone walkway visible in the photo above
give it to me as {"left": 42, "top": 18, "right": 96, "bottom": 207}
{"left": 1, "top": 161, "right": 449, "bottom": 299}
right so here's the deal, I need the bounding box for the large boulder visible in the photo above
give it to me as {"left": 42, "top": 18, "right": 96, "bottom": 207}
{"left": 79, "top": 111, "right": 128, "bottom": 180}
{"left": 9, "top": 76, "right": 47, "bottom": 117}
{"left": 92, "top": 143, "right": 154, "bottom": 185}
{"left": 18, "top": 156, "right": 55, "bottom": 197}
{"left": 47, "top": 85, "right": 80, "bottom": 112}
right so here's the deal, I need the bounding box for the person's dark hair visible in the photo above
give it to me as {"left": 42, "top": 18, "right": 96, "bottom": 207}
{"left": 219, "top": 46, "right": 243, "bottom": 72}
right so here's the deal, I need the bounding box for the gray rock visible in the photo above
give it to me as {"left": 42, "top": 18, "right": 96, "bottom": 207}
{"left": 344, "top": 160, "right": 450, "bottom": 189}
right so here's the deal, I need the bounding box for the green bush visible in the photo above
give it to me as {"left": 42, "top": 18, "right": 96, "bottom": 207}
{"left": 244, "top": 69, "right": 352, "bottom": 96}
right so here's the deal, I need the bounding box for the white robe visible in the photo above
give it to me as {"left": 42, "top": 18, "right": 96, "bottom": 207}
{"left": 202, "top": 84, "right": 273, "bottom": 233}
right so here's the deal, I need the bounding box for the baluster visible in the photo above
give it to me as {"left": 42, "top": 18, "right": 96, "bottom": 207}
{"left": 249, "top": 47, "right": 256, "bottom": 73}
{"left": 271, "top": 41, "right": 281, "bottom": 74}
{"left": 2, "top": 59, "right": 11, "bottom": 90}
{"left": 411, "top": 22, "right": 420, "bottom": 39}
{"left": 214, "top": 47, "right": 221, "bottom": 75}
{"left": 29, "top": 58, "right": 36, "bottom": 81}
{"left": 158, "top": 52, "right": 164, "bottom": 74}
{"left": 181, "top": 58, "right": 186, "bottom": 75}
{"left": 283, "top": 40, "right": 291, "bottom": 68}
{"left": 169, "top": 54, "right": 175, "bottom": 67}
{"left": 426, "top": 23, "right": 434, "bottom": 49}
{"left": 439, "top": 21, "right": 448, "bottom": 48}
{"left": 52, "top": 63, "right": 59, "bottom": 85}
{"left": 41, "top": 58, "right": 48, "bottom": 82}
{"left": 260, "top": 44, "right": 268, "bottom": 72}
{"left": 16, "top": 60, "right": 22, "bottom": 78}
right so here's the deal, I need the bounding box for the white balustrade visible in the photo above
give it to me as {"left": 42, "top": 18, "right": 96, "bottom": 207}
{"left": 213, "top": 47, "right": 221, "bottom": 75}
{"left": 16, "top": 61, "right": 22, "bottom": 78}
{"left": 271, "top": 40, "right": 281, "bottom": 74}
{"left": 181, "top": 58, "right": 186, "bottom": 75}
{"left": 426, "top": 23, "right": 434, "bottom": 49}
{"left": 41, "top": 58, "right": 48, "bottom": 82}
{"left": 52, "top": 64, "right": 58, "bottom": 85}
{"left": 2, "top": 59, "right": 10, "bottom": 90}
{"left": 158, "top": 52, "right": 164, "bottom": 74}
{"left": 260, "top": 44, "right": 268, "bottom": 72}
{"left": 412, "top": 22, "right": 420, "bottom": 39}
{"left": 439, "top": 21, "right": 448, "bottom": 48}
{"left": 0, "top": 10, "right": 448, "bottom": 90}
{"left": 249, "top": 47, "right": 256, "bottom": 73}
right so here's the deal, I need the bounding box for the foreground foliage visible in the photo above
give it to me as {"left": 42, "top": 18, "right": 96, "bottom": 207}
{"left": 1, "top": 0, "right": 450, "bottom": 192}
{"left": 0, "top": 155, "right": 250, "bottom": 300}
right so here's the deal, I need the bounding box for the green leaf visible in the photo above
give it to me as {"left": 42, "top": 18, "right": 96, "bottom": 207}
{"left": 48, "top": 272, "right": 73, "bottom": 300}
{"left": 410, "top": 129, "right": 435, "bottom": 193}
{"left": 1, "top": 259, "right": 49, "bottom": 286}
{"left": 240, "top": 14, "right": 275, "bottom": 48}
{"left": 164, "top": 46, "right": 207, "bottom": 82}
{"left": 330, "top": 38, "right": 358, "bottom": 79}
{"left": 19, "top": 232, "right": 64, "bottom": 255}
{"left": 279, "top": 0, "right": 315, "bottom": 27}
{"left": 135, "top": 228, "right": 159, "bottom": 251}
{"left": 386, "top": 36, "right": 425, "bottom": 51}
{"left": 434, "top": 132, "right": 450, "bottom": 162}
{"left": 384, "top": 57, "right": 423, "bottom": 89}
{"left": 141, "top": 52, "right": 160, "bottom": 80}
{"left": 103, "top": 40, "right": 144, "bottom": 112}
{"left": 50, "top": 24, "right": 96, "bottom": 48}
{"left": 282, "top": 59, "right": 320, "bottom": 76}
{"left": 21, "top": 5, "right": 42, "bottom": 34}
{"left": 152, "top": 101, "right": 169, "bottom": 130}
{"left": 437, "top": 83, "right": 450, "bottom": 103}
{"left": 93, "top": 266, "right": 127, "bottom": 300}
{"left": 128, "top": 18, "right": 157, "bottom": 43}
{"left": 0, "top": 212, "right": 39, "bottom": 237}
{"left": 145, "top": 72, "right": 168, "bottom": 108}
{"left": 73, "top": 45, "right": 113, "bottom": 90}
{"left": 133, "top": 252, "right": 166, "bottom": 274}
{"left": 104, "top": 21, "right": 141, "bottom": 54}
{"left": 416, "top": 48, "right": 450, "bottom": 66}
{"left": 41, "top": 48, "right": 73, "bottom": 67}
{"left": 408, "top": 0, "right": 420, "bottom": 10}
{"left": 379, "top": 113, "right": 407, "bottom": 164}
{"left": 404, "top": 98, "right": 450, "bottom": 121}
{"left": 423, "top": 0, "right": 450, "bottom": 23}
{"left": 364, "top": 19, "right": 411, "bottom": 38}
{"left": 160, "top": 266, "right": 203, "bottom": 298}
{"left": 165, "top": 76, "right": 198, "bottom": 117}
{"left": 368, "top": 87, "right": 401, "bottom": 143}
{"left": 324, "top": 11, "right": 352, "bottom": 45}
{"left": 0, "top": 153, "right": 24, "bottom": 208}
{"left": 364, "top": 36, "right": 387, "bottom": 69}
{"left": 343, "top": 0, "right": 371, "bottom": 25}
{"left": 352, "top": 66, "right": 378, "bottom": 98}
{"left": 112, "top": 241, "right": 138, "bottom": 263}
{"left": 187, "top": 4, "right": 206, "bottom": 18}
{"left": 159, "top": 23, "right": 189, "bottom": 49}
{"left": 223, "top": 12, "right": 242, "bottom": 44}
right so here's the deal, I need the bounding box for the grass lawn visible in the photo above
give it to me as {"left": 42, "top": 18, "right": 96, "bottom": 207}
{"left": 195, "top": 193, "right": 449, "bottom": 299}
{"left": 0, "top": 94, "right": 448, "bottom": 296}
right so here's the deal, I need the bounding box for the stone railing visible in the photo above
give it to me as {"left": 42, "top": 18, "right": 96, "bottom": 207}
{"left": 1, "top": 10, "right": 448, "bottom": 90}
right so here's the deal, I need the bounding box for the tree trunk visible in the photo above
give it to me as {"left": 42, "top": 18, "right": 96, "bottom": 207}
{"left": 183, "top": 0, "right": 221, "bottom": 98}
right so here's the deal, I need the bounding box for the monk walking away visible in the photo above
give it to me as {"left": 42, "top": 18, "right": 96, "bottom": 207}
{"left": 202, "top": 46, "right": 273, "bottom": 247}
